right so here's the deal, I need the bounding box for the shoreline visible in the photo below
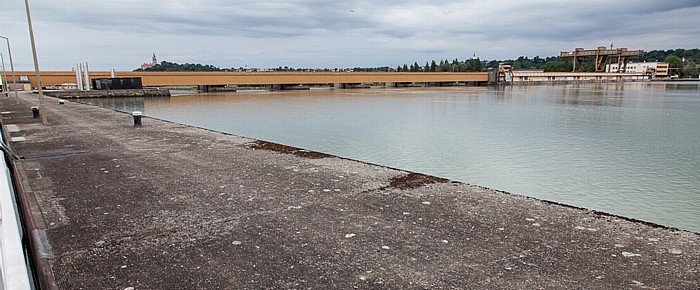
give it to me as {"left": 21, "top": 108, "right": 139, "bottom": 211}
{"left": 101, "top": 106, "right": 697, "bottom": 234}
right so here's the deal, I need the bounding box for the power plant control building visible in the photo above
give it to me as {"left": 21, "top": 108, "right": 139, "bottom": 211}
{"left": 605, "top": 62, "right": 669, "bottom": 77}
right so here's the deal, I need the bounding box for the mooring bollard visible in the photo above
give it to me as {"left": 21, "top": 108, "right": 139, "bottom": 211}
{"left": 31, "top": 106, "right": 40, "bottom": 118}
{"left": 132, "top": 111, "right": 142, "bottom": 127}
{"left": 59, "top": 100, "right": 65, "bottom": 105}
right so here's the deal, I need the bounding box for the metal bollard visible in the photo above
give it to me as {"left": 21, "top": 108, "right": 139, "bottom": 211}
{"left": 31, "top": 106, "right": 40, "bottom": 118}
{"left": 132, "top": 111, "right": 142, "bottom": 127}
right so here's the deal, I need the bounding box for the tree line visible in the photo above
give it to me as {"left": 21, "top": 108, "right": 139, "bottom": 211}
{"left": 643, "top": 49, "right": 700, "bottom": 77}
{"left": 134, "top": 61, "right": 223, "bottom": 72}
{"left": 133, "top": 49, "right": 699, "bottom": 77}
{"left": 397, "top": 49, "right": 699, "bottom": 76}
{"left": 394, "top": 58, "right": 483, "bottom": 72}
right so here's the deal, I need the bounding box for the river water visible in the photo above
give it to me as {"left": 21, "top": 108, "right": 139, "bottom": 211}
{"left": 81, "top": 82, "right": 700, "bottom": 232}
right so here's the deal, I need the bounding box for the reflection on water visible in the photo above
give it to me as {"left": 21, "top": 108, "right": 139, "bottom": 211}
{"left": 663, "top": 82, "right": 700, "bottom": 90}
{"left": 79, "top": 82, "right": 700, "bottom": 232}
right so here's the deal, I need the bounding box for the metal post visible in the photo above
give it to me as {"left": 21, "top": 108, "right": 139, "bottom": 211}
{"left": 75, "top": 64, "right": 81, "bottom": 90}
{"left": 24, "top": 0, "right": 48, "bottom": 125}
{"left": 31, "top": 106, "right": 40, "bottom": 118}
{"left": 0, "top": 36, "right": 21, "bottom": 104}
{"left": 83, "top": 62, "right": 90, "bottom": 90}
{"left": 77, "top": 63, "right": 84, "bottom": 90}
{"left": 0, "top": 53, "right": 7, "bottom": 97}
{"left": 132, "top": 111, "right": 142, "bottom": 127}
{"left": 81, "top": 63, "right": 86, "bottom": 90}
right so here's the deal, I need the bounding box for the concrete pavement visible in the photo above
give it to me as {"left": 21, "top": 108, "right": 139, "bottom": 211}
{"left": 1, "top": 92, "right": 697, "bottom": 289}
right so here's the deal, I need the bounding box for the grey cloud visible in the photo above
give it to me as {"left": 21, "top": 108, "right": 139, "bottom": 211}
{"left": 2, "top": 0, "right": 699, "bottom": 70}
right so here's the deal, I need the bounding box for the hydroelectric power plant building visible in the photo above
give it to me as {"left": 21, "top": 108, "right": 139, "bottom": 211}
{"left": 605, "top": 62, "right": 670, "bottom": 77}
{"left": 494, "top": 47, "right": 657, "bottom": 85}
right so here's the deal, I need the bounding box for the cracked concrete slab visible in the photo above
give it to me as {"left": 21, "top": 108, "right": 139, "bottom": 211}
{"left": 1, "top": 92, "right": 697, "bottom": 289}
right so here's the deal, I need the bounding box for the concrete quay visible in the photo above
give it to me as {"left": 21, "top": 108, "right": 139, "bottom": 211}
{"left": 43, "top": 88, "right": 171, "bottom": 99}
{"left": 1, "top": 92, "right": 698, "bottom": 289}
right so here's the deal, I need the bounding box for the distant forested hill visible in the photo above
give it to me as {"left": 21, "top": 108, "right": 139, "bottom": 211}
{"left": 395, "top": 49, "right": 698, "bottom": 74}
{"left": 134, "top": 61, "right": 223, "bottom": 72}
{"left": 642, "top": 49, "right": 699, "bottom": 63}
{"left": 134, "top": 49, "right": 698, "bottom": 77}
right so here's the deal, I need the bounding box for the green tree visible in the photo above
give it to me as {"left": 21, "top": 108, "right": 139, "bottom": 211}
{"left": 402, "top": 64, "right": 409, "bottom": 72}
{"left": 466, "top": 58, "right": 482, "bottom": 72}
{"left": 513, "top": 60, "right": 522, "bottom": 70}
{"left": 665, "top": 55, "right": 683, "bottom": 76}
{"left": 430, "top": 60, "right": 437, "bottom": 72}
{"left": 684, "top": 60, "right": 699, "bottom": 78}
{"left": 136, "top": 61, "right": 225, "bottom": 72}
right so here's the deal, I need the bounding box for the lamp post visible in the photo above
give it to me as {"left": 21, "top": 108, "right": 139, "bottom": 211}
{"left": 23, "top": 0, "right": 47, "bottom": 125}
{"left": 0, "top": 36, "right": 20, "bottom": 104}
{"left": 1, "top": 53, "right": 7, "bottom": 97}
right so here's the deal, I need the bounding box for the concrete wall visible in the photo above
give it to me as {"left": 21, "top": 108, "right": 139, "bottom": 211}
{"left": 13, "top": 72, "right": 489, "bottom": 88}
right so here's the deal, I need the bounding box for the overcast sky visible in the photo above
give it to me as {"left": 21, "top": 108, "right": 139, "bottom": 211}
{"left": 2, "top": 0, "right": 699, "bottom": 71}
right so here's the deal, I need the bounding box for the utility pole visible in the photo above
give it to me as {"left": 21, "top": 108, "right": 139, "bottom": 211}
{"left": 0, "top": 36, "right": 20, "bottom": 104}
{"left": 24, "top": 0, "right": 48, "bottom": 125}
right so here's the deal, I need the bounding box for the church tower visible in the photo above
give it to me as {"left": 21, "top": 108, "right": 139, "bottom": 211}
{"left": 152, "top": 53, "right": 157, "bottom": 66}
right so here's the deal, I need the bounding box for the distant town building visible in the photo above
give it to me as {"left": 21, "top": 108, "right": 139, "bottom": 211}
{"left": 140, "top": 53, "right": 158, "bottom": 69}
{"left": 606, "top": 62, "right": 669, "bottom": 77}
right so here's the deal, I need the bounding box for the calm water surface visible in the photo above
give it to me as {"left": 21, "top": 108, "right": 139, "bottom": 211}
{"left": 82, "top": 82, "right": 700, "bottom": 232}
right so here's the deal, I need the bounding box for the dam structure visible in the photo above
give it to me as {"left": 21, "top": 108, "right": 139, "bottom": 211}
{"left": 12, "top": 71, "right": 490, "bottom": 91}
{"left": 7, "top": 67, "right": 660, "bottom": 94}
